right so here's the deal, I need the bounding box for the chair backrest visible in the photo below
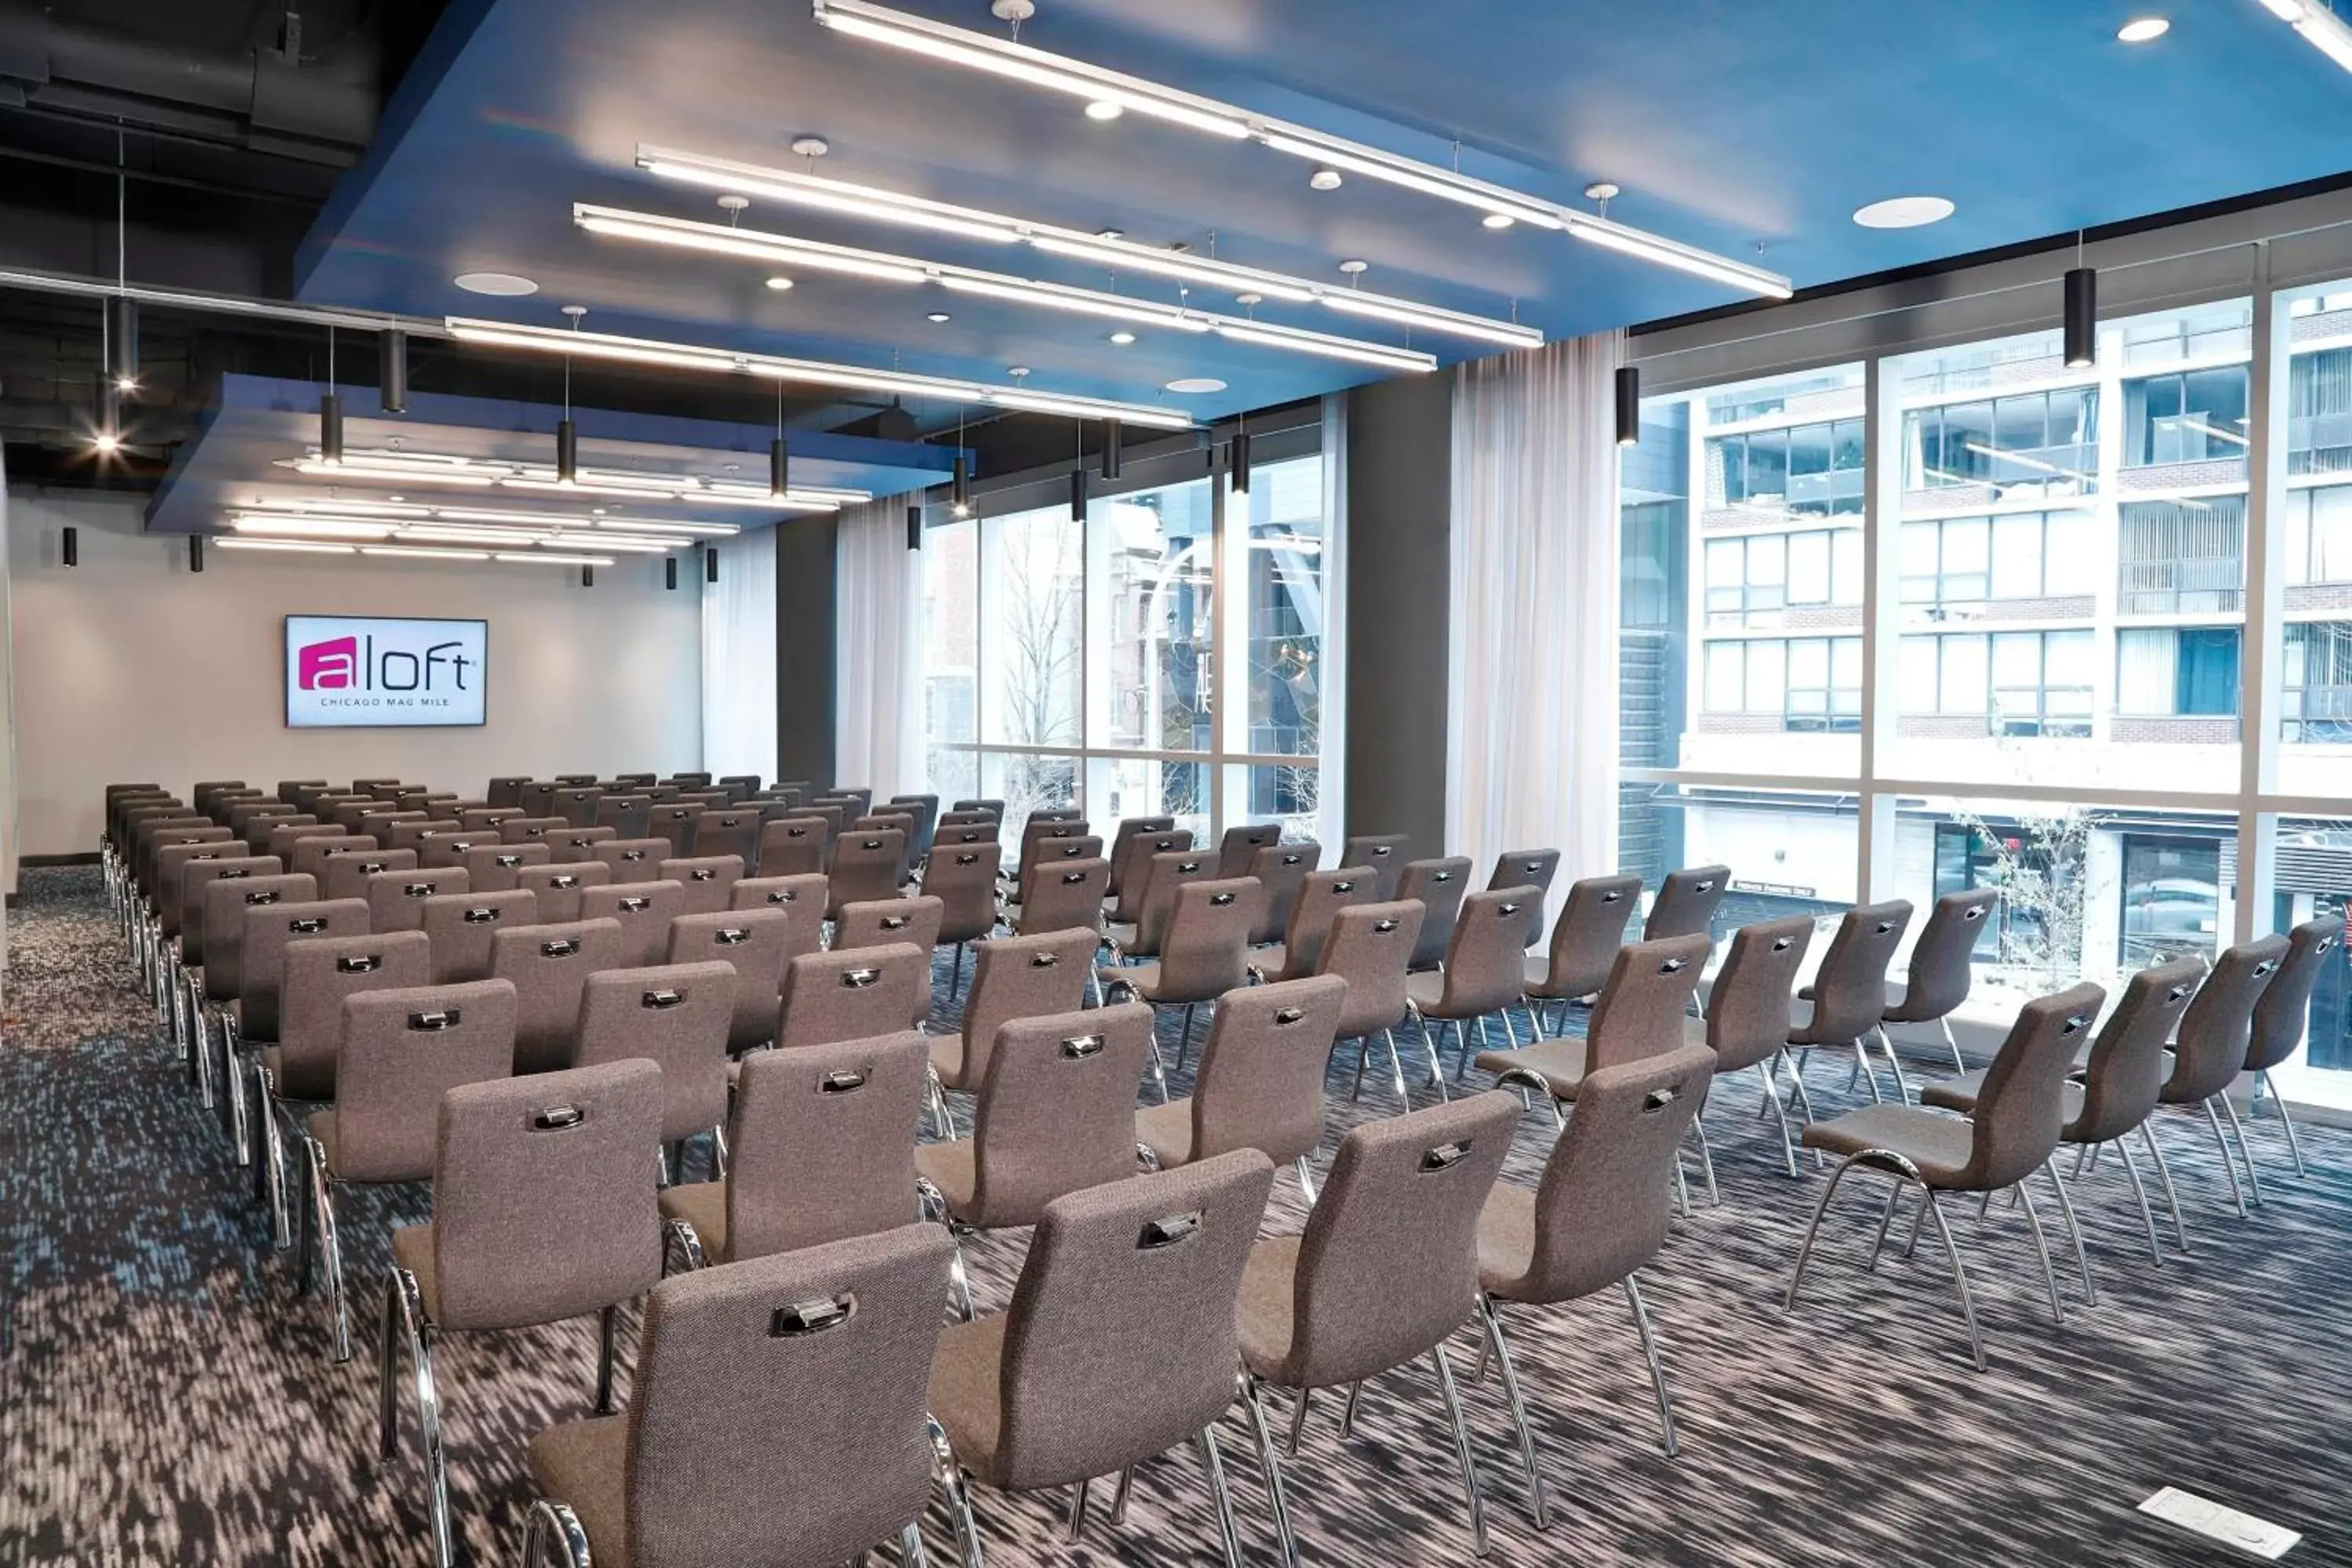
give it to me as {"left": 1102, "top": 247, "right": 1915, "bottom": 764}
{"left": 499, "top": 815, "right": 572, "bottom": 846}
{"left": 366, "top": 868, "right": 472, "bottom": 933}
{"left": 1534, "top": 873, "right": 1642, "bottom": 1001}
{"left": 1281, "top": 868, "right": 1377, "bottom": 978}
{"left": 969, "top": 1004, "right": 1157, "bottom": 1229}
{"left": 619, "top": 1224, "right": 952, "bottom": 1566}
{"left": 546, "top": 826, "right": 617, "bottom": 860}
{"left": 757, "top": 815, "right": 830, "bottom": 877}
{"left": 1106, "top": 829, "right": 1193, "bottom": 924}
{"left": 791, "top": 803, "right": 848, "bottom": 840}
{"left": 1316, "top": 899, "right": 1422, "bottom": 1040}
{"left": 144, "top": 823, "right": 230, "bottom": 906}
{"left": 575, "top": 960, "right": 737, "bottom": 1142}
{"left": 1396, "top": 855, "right": 1475, "bottom": 971}
{"left": 1890, "top": 887, "right": 2000, "bottom": 1023}
{"left": 1216, "top": 823, "right": 1281, "bottom": 879}
{"left": 1338, "top": 834, "right": 1412, "bottom": 900}
{"left": 991, "top": 1150, "right": 1273, "bottom": 1490}
{"left": 418, "top": 831, "right": 496, "bottom": 869}
{"left": 658, "top": 855, "right": 746, "bottom": 917}
{"left": 652, "top": 801, "right": 707, "bottom": 857}
{"left": 462, "top": 842, "right": 553, "bottom": 894}
{"left": 324, "top": 847, "right": 420, "bottom": 904}
{"left": 853, "top": 812, "right": 919, "bottom": 881}
{"left": 1965, "top": 982, "right": 2107, "bottom": 1190}
{"left": 667, "top": 771, "right": 714, "bottom": 789}
{"left": 579, "top": 880, "right": 688, "bottom": 967}
{"left": 1645, "top": 864, "right": 1730, "bottom": 942}
{"left": 1279, "top": 1092, "right": 1518, "bottom": 1389}
{"left": 1016, "top": 816, "right": 1093, "bottom": 880}
{"left": 420, "top": 890, "right": 542, "bottom": 985}
{"left": 1151, "top": 878, "right": 1261, "bottom": 1004}
{"left": 1496, "top": 1045, "right": 1715, "bottom": 1304}
{"left": 693, "top": 810, "right": 762, "bottom": 865}
{"left": 183, "top": 852, "right": 288, "bottom": 958}
{"left": 1013, "top": 856, "right": 1110, "bottom": 939}
{"left": 921, "top": 844, "right": 1001, "bottom": 945}
{"left": 1584, "top": 934, "right": 1712, "bottom": 1072}
{"left": 1130, "top": 849, "right": 1216, "bottom": 956}
{"left": 644, "top": 784, "right": 683, "bottom": 804}
{"left": 728, "top": 872, "right": 830, "bottom": 934}
{"left": 275, "top": 930, "right": 434, "bottom": 1099}
{"left": 593, "top": 837, "right": 676, "bottom": 884}
{"left": 153, "top": 837, "right": 238, "bottom": 940}
{"left": 1103, "top": 816, "right": 1178, "bottom": 898}
{"left": 488, "top": 917, "right": 630, "bottom": 1073}
{"left": 330, "top": 979, "right": 518, "bottom": 1184}
{"left": 834, "top": 895, "right": 944, "bottom": 957}
{"left": 198, "top": 869, "right": 310, "bottom": 998}
{"left": 593, "top": 794, "right": 654, "bottom": 840}
{"left": 951, "top": 797, "right": 1005, "bottom": 820}
{"left": 459, "top": 808, "right": 524, "bottom": 833}
{"left": 2246, "top": 916, "right": 2344, "bottom": 1073}
{"left": 485, "top": 775, "right": 530, "bottom": 810}
{"left": 826, "top": 829, "right": 906, "bottom": 916}
{"left": 1232, "top": 840, "right": 1315, "bottom": 945}
{"left": 938, "top": 810, "right": 998, "bottom": 835}
{"left": 387, "top": 819, "right": 462, "bottom": 855}
{"left": 2074, "top": 956, "right": 2204, "bottom": 1142}
{"left": 1704, "top": 916, "right": 1815, "bottom": 1073}
{"left": 725, "top": 1033, "right": 930, "bottom": 1260}
{"left": 270, "top": 820, "right": 347, "bottom": 862}
{"left": 2167, "top": 934, "right": 2290, "bottom": 1102}
{"left": 1187, "top": 974, "right": 1347, "bottom": 1165}
{"left": 1487, "top": 847, "right": 1561, "bottom": 903}
{"left": 514, "top": 861, "right": 612, "bottom": 924}
{"left": 238, "top": 897, "right": 372, "bottom": 1044}
{"left": 517, "top": 781, "right": 559, "bottom": 818}
{"left": 664, "top": 909, "right": 797, "bottom": 1052}
{"left": 1791, "top": 900, "right": 1914, "bottom": 1046}
{"left": 242, "top": 811, "right": 314, "bottom": 852}
{"left": 952, "top": 929, "right": 1098, "bottom": 1089}
{"left": 1434, "top": 887, "right": 1541, "bottom": 1016}
{"left": 552, "top": 786, "right": 604, "bottom": 829}
{"left": 427, "top": 1058, "right": 664, "bottom": 1332}
{"left": 776, "top": 943, "right": 931, "bottom": 1049}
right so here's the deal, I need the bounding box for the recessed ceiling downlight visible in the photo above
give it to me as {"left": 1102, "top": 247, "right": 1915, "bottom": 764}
{"left": 1165, "top": 377, "right": 1226, "bottom": 394}
{"left": 453, "top": 271, "right": 540, "bottom": 296}
{"left": 1852, "top": 195, "right": 1955, "bottom": 230}
{"left": 2118, "top": 16, "right": 2171, "bottom": 42}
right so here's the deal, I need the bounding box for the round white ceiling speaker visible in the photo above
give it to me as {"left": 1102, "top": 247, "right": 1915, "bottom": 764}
{"left": 453, "top": 271, "right": 539, "bottom": 296}
{"left": 1853, "top": 195, "right": 1956, "bottom": 229}
{"left": 1165, "top": 377, "right": 1228, "bottom": 394}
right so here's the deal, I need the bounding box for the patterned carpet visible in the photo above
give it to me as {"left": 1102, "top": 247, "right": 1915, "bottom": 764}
{"left": 4, "top": 864, "right": 2350, "bottom": 1566}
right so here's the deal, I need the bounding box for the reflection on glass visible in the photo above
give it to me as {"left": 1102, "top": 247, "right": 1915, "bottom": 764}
{"left": 982, "top": 750, "right": 1080, "bottom": 859}
{"left": 1091, "top": 480, "right": 1213, "bottom": 751}
{"left": 1240, "top": 455, "right": 1326, "bottom": 758}
{"left": 2264, "top": 818, "right": 2352, "bottom": 1106}
{"left": 922, "top": 517, "right": 978, "bottom": 793}
{"left": 982, "top": 508, "right": 1083, "bottom": 748}
{"left": 1089, "top": 756, "right": 1208, "bottom": 845}
{"left": 1617, "top": 782, "right": 1860, "bottom": 943}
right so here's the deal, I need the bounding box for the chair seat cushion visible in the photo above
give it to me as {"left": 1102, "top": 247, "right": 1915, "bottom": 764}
{"left": 1523, "top": 957, "right": 1600, "bottom": 1002}
{"left": 1102, "top": 921, "right": 1139, "bottom": 950}
{"left": 529, "top": 1414, "right": 632, "bottom": 1567}
{"left": 1921, "top": 1069, "right": 2086, "bottom": 1129}
{"left": 913, "top": 1138, "right": 977, "bottom": 1214}
{"left": 1472, "top": 1037, "right": 1589, "bottom": 1101}
{"left": 1405, "top": 971, "right": 1448, "bottom": 1013}
{"left": 1475, "top": 1184, "right": 1538, "bottom": 1294}
{"left": 1134, "top": 1099, "right": 1196, "bottom": 1168}
{"left": 928, "top": 1315, "right": 1010, "bottom": 1485}
{"left": 928, "top": 1033, "right": 970, "bottom": 1088}
{"left": 390, "top": 1223, "right": 441, "bottom": 1321}
{"left": 1798, "top": 1105, "right": 1976, "bottom": 1185}
{"left": 1235, "top": 1236, "right": 1301, "bottom": 1381}
{"left": 1100, "top": 960, "right": 1164, "bottom": 1001}
{"left": 656, "top": 1179, "right": 729, "bottom": 1261}
{"left": 261, "top": 1044, "right": 334, "bottom": 1103}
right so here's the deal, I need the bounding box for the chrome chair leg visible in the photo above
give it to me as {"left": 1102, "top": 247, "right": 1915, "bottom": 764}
{"left": 925, "top": 1069, "right": 956, "bottom": 1141}
{"left": 2012, "top": 1183, "right": 2065, "bottom": 1327}
{"left": 1284, "top": 1386, "right": 1310, "bottom": 1457}
{"left": 1851, "top": 1039, "right": 1884, "bottom": 1105}
{"left": 380, "top": 1268, "right": 456, "bottom": 1568}
{"left": 662, "top": 1217, "right": 707, "bottom": 1276}
{"left": 1939, "top": 1014, "right": 1965, "bottom": 1073}
{"left": 2043, "top": 1161, "right": 2096, "bottom": 1306}
{"left": 2198, "top": 1099, "right": 2249, "bottom": 1218}
{"left": 2259, "top": 1070, "right": 2310, "bottom": 1179}
{"left": 1064, "top": 1478, "right": 1091, "bottom": 1544}
{"left": 917, "top": 1177, "right": 977, "bottom": 1323}
{"left": 1624, "top": 1272, "right": 1679, "bottom": 1458}
{"left": 1477, "top": 1296, "right": 1548, "bottom": 1529}
{"left": 1784, "top": 1156, "right": 1871, "bottom": 1315}
{"left": 2140, "top": 1120, "right": 2190, "bottom": 1253}
{"left": 1109, "top": 1463, "right": 1135, "bottom": 1526}
{"left": 1196, "top": 1424, "right": 1246, "bottom": 1568}
{"left": 220, "top": 1014, "right": 252, "bottom": 1167}
{"left": 1686, "top": 1114, "right": 1719, "bottom": 1206}
{"left": 1874, "top": 1026, "right": 1911, "bottom": 1104}
{"left": 594, "top": 1301, "right": 621, "bottom": 1414}
{"left": 1383, "top": 1028, "right": 1412, "bottom": 1111}
{"left": 1758, "top": 1062, "right": 1800, "bottom": 1178}
{"left": 303, "top": 1136, "right": 354, "bottom": 1363}
{"left": 2217, "top": 1093, "right": 2265, "bottom": 1208}
{"left": 1428, "top": 1345, "right": 1490, "bottom": 1557}
{"left": 1338, "top": 1381, "right": 1362, "bottom": 1441}
{"left": 2114, "top": 1137, "right": 2163, "bottom": 1265}
{"left": 257, "top": 1065, "right": 292, "bottom": 1250}
{"left": 1865, "top": 1180, "right": 1908, "bottom": 1273}
{"left": 925, "top": 1417, "right": 985, "bottom": 1568}
{"left": 1671, "top": 1152, "right": 1691, "bottom": 1218}
{"left": 1293, "top": 1156, "right": 1320, "bottom": 1206}
{"left": 1915, "top": 1185, "right": 1987, "bottom": 1371}
{"left": 1237, "top": 1375, "right": 1301, "bottom": 1568}
{"left": 899, "top": 1520, "right": 928, "bottom": 1567}
{"left": 1348, "top": 1035, "right": 1371, "bottom": 1102}
{"left": 524, "top": 1497, "right": 591, "bottom": 1567}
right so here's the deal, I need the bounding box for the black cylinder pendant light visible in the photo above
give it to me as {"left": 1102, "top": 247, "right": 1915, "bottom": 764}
{"left": 1069, "top": 465, "right": 1088, "bottom": 521}
{"left": 1229, "top": 426, "right": 1252, "bottom": 495}
{"left": 107, "top": 296, "right": 139, "bottom": 392}
{"left": 907, "top": 505, "right": 924, "bottom": 552}
{"left": 62, "top": 525, "right": 79, "bottom": 568}
{"left": 556, "top": 417, "right": 578, "bottom": 485}
{"left": 666, "top": 556, "right": 679, "bottom": 590}
{"left": 1101, "top": 417, "right": 1123, "bottom": 481}
{"left": 318, "top": 390, "right": 343, "bottom": 465}
{"left": 950, "top": 453, "right": 972, "bottom": 516}
{"left": 770, "top": 434, "right": 790, "bottom": 499}
{"left": 581, "top": 564, "right": 594, "bottom": 587}
{"left": 380, "top": 328, "right": 408, "bottom": 414}
{"left": 705, "top": 544, "right": 720, "bottom": 584}
{"left": 1615, "top": 364, "right": 1641, "bottom": 447}
{"left": 2063, "top": 266, "right": 2098, "bottom": 369}
{"left": 187, "top": 535, "right": 205, "bottom": 574}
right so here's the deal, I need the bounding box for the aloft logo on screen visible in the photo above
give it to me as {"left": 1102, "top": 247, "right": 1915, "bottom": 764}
{"left": 296, "top": 634, "right": 474, "bottom": 695}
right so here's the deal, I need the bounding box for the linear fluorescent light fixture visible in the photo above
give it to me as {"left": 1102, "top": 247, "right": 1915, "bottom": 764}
{"left": 215, "top": 538, "right": 357, "bottom": 554}
{"left": 229, "top": 517, "right": 397, "bottom": 539}
{"left": 635, "top": 147, "right": 1539, "bottom": 347}
{"left": 2258, "top": 0, "right": 2352, "bottom": 71}
{"left": 805, "top": 0, "right": 1791, "bottom": 301}
{"left": 447, "top": 314, "right": 1197, "bottom": 428}
{"left": 576, "top": 203, "right": 1433, "bottom": 368}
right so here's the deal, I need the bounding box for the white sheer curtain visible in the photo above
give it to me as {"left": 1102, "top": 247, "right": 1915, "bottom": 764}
{"left": 1446, "top": 328, "right": 1624, "bottom": 899}
{"left": 1314, "top": 390, "right": 1349, "bottom": 852}
{"left": 701, "top": 522, "right": 777, "bottom": 780}
{"left": 836, "top": 496, "right": 921, "bottom": 798}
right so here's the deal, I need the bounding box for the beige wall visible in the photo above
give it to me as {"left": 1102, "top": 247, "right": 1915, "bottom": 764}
{"left": 7, "top": 488, "right": 705, "bottom": 863}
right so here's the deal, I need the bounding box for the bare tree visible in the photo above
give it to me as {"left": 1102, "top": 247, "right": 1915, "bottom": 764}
{"left": 995, "top": 517, "right": 1083, "bottom": 829}
{"left": 1946, "top": 805, "right": 2096, "bottom": 990}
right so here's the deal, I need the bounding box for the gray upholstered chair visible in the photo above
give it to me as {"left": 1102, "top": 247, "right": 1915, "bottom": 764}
{"left": 296, "top": 979, "right": 516, "bottom": 1361}
{"left": 1924, "top": 956, "right": 2201, "bottom": 1265}
{"left": 1644, "top": 864, "right": 1730, "bottom": 941}
{"left": 575, "top": 960, "right": 736, "bottom": 1180}
{"left": 322, "top": 846, "right": 420, "bottom": 905}
{"left": 522, "top": 1224, "right": 968, "bottom": 1568}
{"left": 756, "top": 815, "right": 829, "bottom": 878}
{"left": 1105, "top": 829, "right": 1193, "bottom": 930}
{"left": 515, "top": 780, "right": 558, "bottom": 818}
{"left": 194, "top": 867, "right": 307, "bottom": 1152}
{"left": 1788, "top": 900, "right": 1914, "bottom": 1104}
{"left": 488, "top": 918, "right": 630, "bottom": 1074}
{"left": 1523, "top": 873, "right": 1642, "bottom": 1036}
{"left": 827, "top": 829, "right": 906, "bottom": 917}
{"left": 270, "top": 820, "right": 347, "bottom": 862}
{"left": 2241, "top": 916, "right": 2342, "bottom": 1182}
{"left": 835, "top": 894, "right": 945, "bottom": 956}
{"left": 365, "top": 868, "right": 471, "bottom": 933}
{"left": 1880, "top": 887, "right": 2001, "bottom": 1073}
{"left": 513, "top": 862, "right": 611, "bottom": 925}
{"left": 1102, "top": 816, "right": 1178, "bottom": 902}
{"left": 1100, "top": 877, "right": 1262, "bottom": 1098}
{"left": 888, "top": 791, "right": 938, "bottom": 859}
{"left": 729, "top": 872, "right": 831, "bottom": 927}
{"left": 1138, "top": 975, "right": 1348, "bottom": 1200}
{"left": 1397, "top": 855, "right": 1475, "bottom": 974}
{"left": 774, "top": 943, "right": 931, "bottom": 1050}
{"left": 935, "top": 818, "right": 1000, "bottom": 850}
{"left": 915, "top": 1004, "right": 1157, "bottom": 1319}
{"left": 1785, "top": 982, "right": 2107, "bottom": 1371}
{"left": 1107, "top": 846, "right": 1214, "bottom": 957}
{"left": 660, "top": 1032, "right": 930, "bottom": 1267}
{"left": 1252, "top": 866, "right": 1377, "bottom": 984}
{"left": 950, "top": 797, "right": 1005, "bottom": 821}
{"left": 1245, "top": 840, "right": 1320, "bottom": 947}
{"left": 592, "top": 793, "right": 653, "bottom": 840}
{"left": 1692, "top": 915, "right": 1816, "bottom": 1178}
{"left": 649, "top": 801, "right": 706, "bottom": 858}
{"left": 1478, "top": 931, "right": 1712, "bottom": 1120}
{"left": 1008, "top": 815, "right": 1091, "bottom": 898}
{"left": 923, "top": 844, "right": 1004, "bottom": 993}
{"left": 545, "top": 827, "right": 617, "bottom": 862}
{"left": 1487, "top": 848, "right": 1562, "bottom": 908}
{"left": 1406, "top": 886, "right": 1542, "bottom": 1079}
{"left": 379, "top": 1060, "right": 665, "bottom": 1568}
{"left": 1007, "top": 855, "right": 1111, "bottom": 950}
{"left": 457, "top": 808, "right": 523, "bottom": 834}
{"left": 1314, "top": 899, "right": 1430, "bottom": 1109}
{"left": 1008, "top": 833, "right": 1105, "bottom": 911}
{"left": 1215, "top": 822, "right": 1281, "bottom": 878}
{"left": 499, "top": 815, "right": 572, "bottom": 846}
{"left": 419, "top": 890, "right": 539, "bottom": 985}
{"left": 237, "top": 897, "right": 373, "bottom": 1241}
{"left": 1476, "top": 1044, "right": 1714, "bottom": 1523}
{"left": 578, "top": 880, "right": 686, "bottom": 967}
{"left": 1237, "top": 1093, "right": 1519, "bottom": 1558}
{"left": 927, "top": 928, "right": 1096, "bottom": 1138}
{"left": 690, "top": 808, "right": 760, "bottom": 866}
{"left": 293, "top": 832, "right": 375, "bottom": 884}
{"left": 657, "top": 854, "right": 745, "bottom": 917}
{"left": 244, "top": 811, "right": 316, "bottom": 852}
{"left": 461, "top": 842, "right": 552, "bottom": 895}
{"left": 416, "top": 831, "right": 494, "bottom": 871}
{"left": 1338, "top": 833, "right": 1412, "bottom": 902}
{"left": 665, "top": 908, "right": 795, "bottom": 1055}
{"left": 385, "top": 820, "right": 461, "bottom": 855}
{"left": 590, "top": 837, "right": 673, "bottom": 885}
{"left": 2155, "top": 934, "right": 2287, "bottom": 1220}
{"left": 927, "top": 1150, "right": 1276, "bottom": 1561}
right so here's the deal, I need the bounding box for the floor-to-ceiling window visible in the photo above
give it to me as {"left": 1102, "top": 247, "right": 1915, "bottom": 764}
{"left": 920, "top": 419, "right": 1334, "bottom": 855}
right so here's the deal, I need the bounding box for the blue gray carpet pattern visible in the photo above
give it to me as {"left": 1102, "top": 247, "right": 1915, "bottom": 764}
{"left": 4, "top": 866, "right": 2349, "bottom": 1566}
